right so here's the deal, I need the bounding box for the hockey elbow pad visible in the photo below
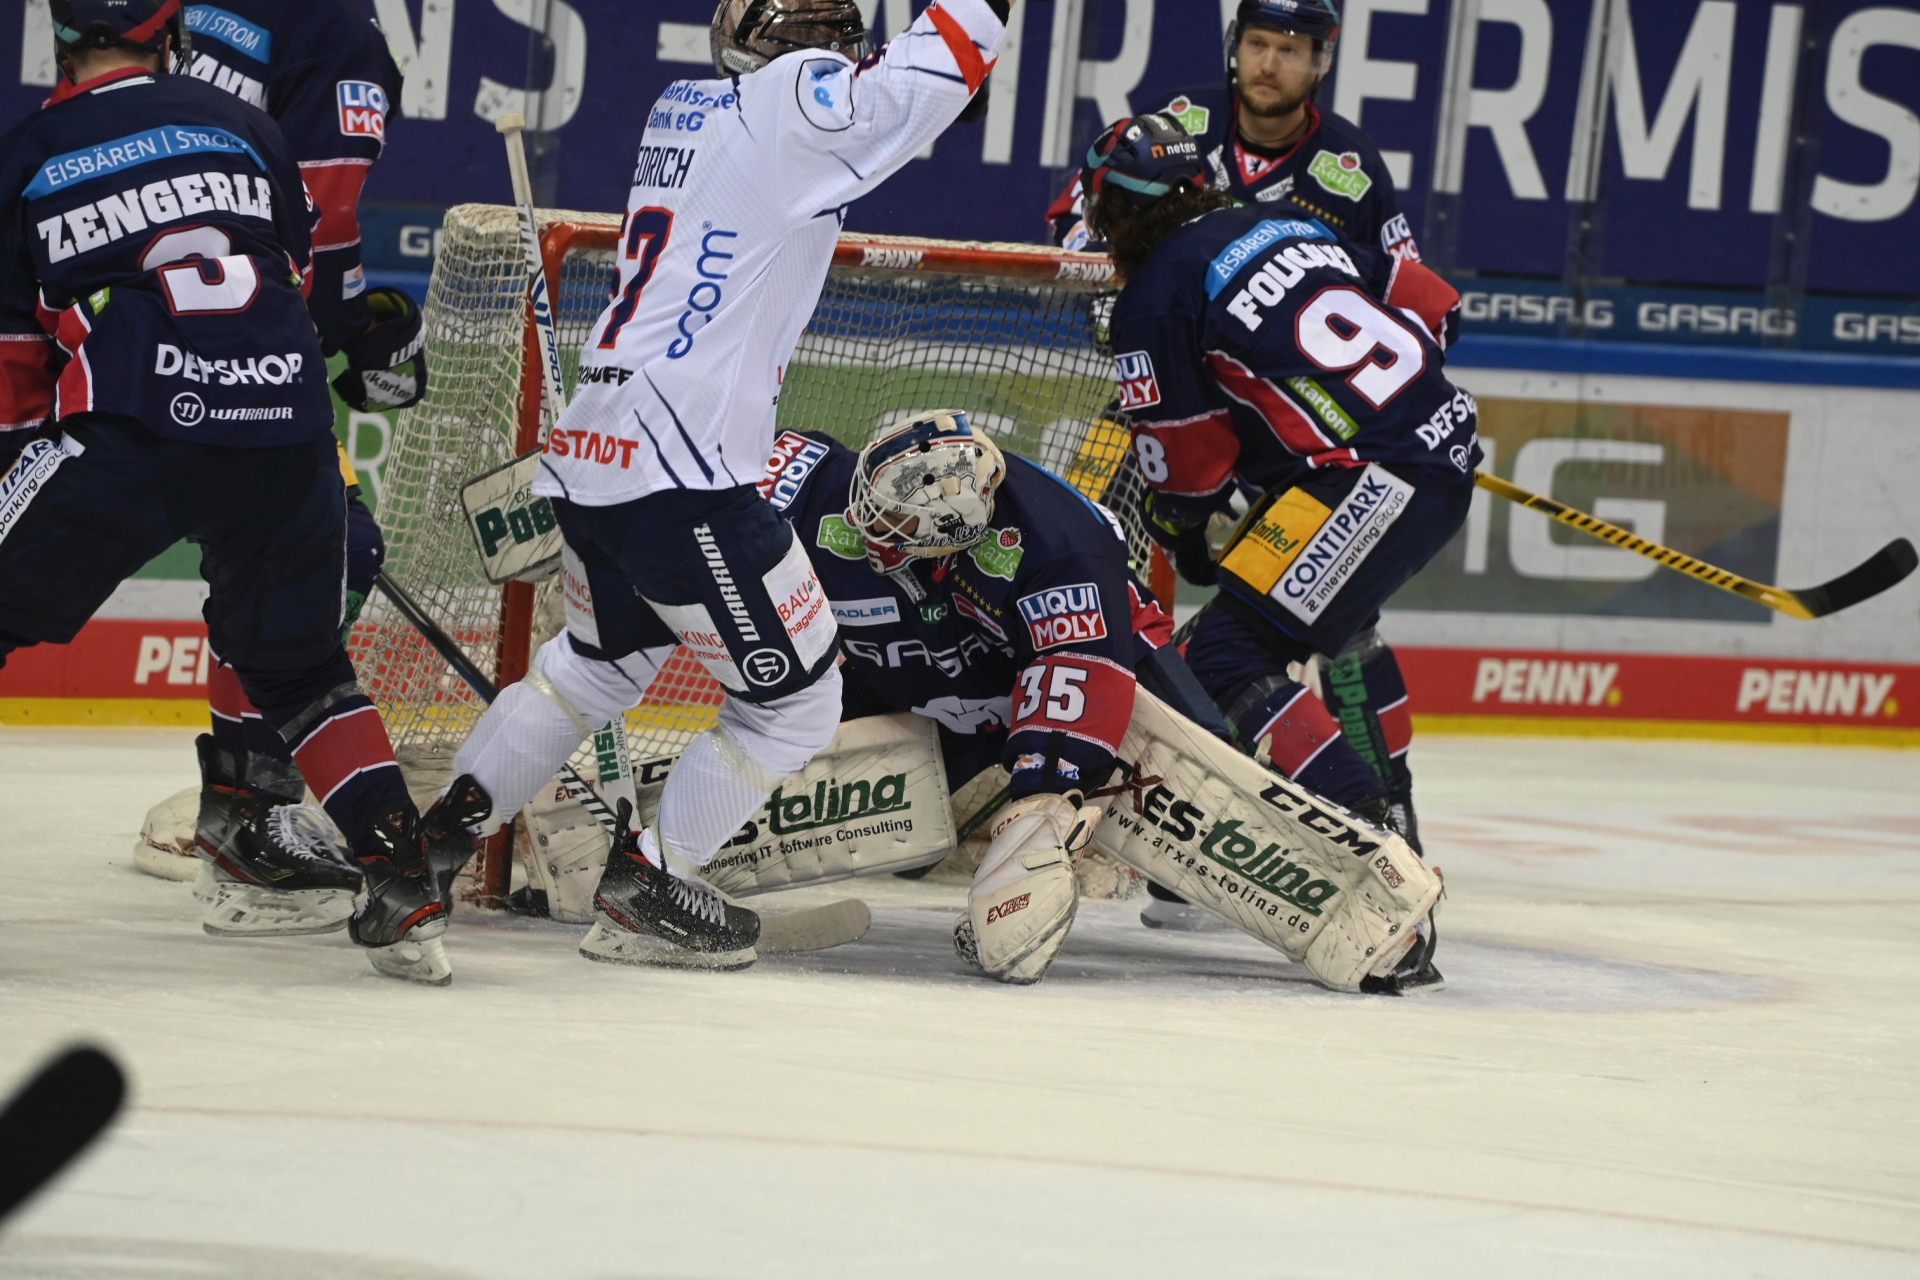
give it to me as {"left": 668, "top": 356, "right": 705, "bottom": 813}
{"left": 332, "top": 287, "right": 428, "bottom": 412}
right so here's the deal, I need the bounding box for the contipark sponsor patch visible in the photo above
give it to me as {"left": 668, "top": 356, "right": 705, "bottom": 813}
{"left": 1273, "top": 465, "right": 1412, "bottom": 623}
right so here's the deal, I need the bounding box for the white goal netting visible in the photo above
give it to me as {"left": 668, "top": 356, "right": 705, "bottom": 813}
{"left": 348, "top": 204, "right": 1147, "bottom": 889}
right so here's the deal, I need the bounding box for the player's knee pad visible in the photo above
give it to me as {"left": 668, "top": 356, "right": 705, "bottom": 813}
{"left": 960, "top": 792, "right": 1099, "bottom": 985}
{"left": 714, "top": 662, "right": 843, "bottom": 782}
{"left": 533, "top": 633, "right": 670, "bottom": 731}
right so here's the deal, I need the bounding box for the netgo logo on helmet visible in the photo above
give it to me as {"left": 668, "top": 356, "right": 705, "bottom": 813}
{"left": 1016, "top": 583, "right": 1107, "bottom": 651}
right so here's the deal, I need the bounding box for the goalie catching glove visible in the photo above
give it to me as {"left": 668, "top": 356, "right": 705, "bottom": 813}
{"left": 953, "top": 791, "right": 1103, "bottom": 985}
{"left": 331, "top": 287, "right": 429, "bottom": 411}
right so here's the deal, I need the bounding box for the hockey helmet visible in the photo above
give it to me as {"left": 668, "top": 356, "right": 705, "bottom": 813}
{"left": 710, "top": 0, "right": 868, "bottom": 77}
{"left": 1080, "top": 114, "right": 1209, "bottom": 212}
{"left": 1228, "top": 0, "right": 1342, "bottom": 80}
{"left": 51, "top": 0, "right": 183, "bottom": 58}
{"left": 848, "top": 411, "right": 1006, "bottom": 560}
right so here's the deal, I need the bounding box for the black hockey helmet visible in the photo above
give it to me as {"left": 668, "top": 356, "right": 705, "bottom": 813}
{"left": 710, "top": 0, "right": 869, "bottom": 77}
{"left": 1228, "top": 0, "right": 1342, "bottom": 80}
{"left": 1080, "top": 114, "right": 1209, "bottom": 213}
{"left": 51, "top": 0, "right": 183, "bottom": 58}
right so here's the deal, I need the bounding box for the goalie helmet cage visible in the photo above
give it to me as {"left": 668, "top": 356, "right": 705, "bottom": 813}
{"left": 349, "top": 203, "right": 1174, "bottom": 903}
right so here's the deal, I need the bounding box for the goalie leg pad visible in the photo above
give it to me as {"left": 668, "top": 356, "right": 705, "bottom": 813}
{"left": 963, "top": 793, "right": 1097, "bottom": 985}
{"left": 1091, "top": 689, "right": 1442, "bottom": 992}
{"left": 520, "top": 777, "right": 611, "bottom": 924}
{"left": 699, "top": 711, "right": 956, "bottom": 896}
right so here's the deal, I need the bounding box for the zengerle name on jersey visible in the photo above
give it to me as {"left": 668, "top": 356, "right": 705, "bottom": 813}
{"left": 38, "top": 172, "right": 275, "bottom": 262}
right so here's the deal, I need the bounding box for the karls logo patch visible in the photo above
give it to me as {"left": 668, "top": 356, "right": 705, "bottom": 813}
{"left": 1016, "top": 582, "right": 1107, "bottom": 652}
{"left": 1114, "top": 351, "right": 1161, "bottom": 411}
{"left": 1164, "top": 94, "right": 1211, "bottom": 138}
{"left": 337, "top": 81, "right": 390, "bottom": 141}
{"left": 759, "top": 430, "right": 829, "bottom": 510}
{"left": 815, "top": 514, "right": 866, "bottom": 560}
{"left": 968, "top": 527, "right": 1024, "bottom": 581}
{"left": 1274, "top": 464, "right": 1413, "bottom": 623}
{"left": 1308, "top": 150, "right": 1373, "bottom": 201}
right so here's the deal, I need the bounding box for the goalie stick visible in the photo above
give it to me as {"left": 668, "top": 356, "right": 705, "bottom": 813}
{"left": 1475, "top": 471, "right": 1917, "bottom": 619}
{"left": 371, "top": 571, "right": 871, "bottom": 953}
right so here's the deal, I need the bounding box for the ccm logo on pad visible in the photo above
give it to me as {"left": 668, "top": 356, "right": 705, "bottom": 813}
{"left": 1114, "top": 351, "right": 1161, "bottom": 411}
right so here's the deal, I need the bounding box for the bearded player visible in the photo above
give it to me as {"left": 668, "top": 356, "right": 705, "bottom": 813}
{"left": 125, "top": 1, "right": 428, "bottom": 944}
{"left": 429, "top": 0, "right": 1022, "bottom": 973}
{"left": 1084, "top": 114, "right": 1475, "bottom": 991}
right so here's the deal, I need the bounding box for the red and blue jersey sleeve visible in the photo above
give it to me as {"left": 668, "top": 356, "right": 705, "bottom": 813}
{"left": 1004, "top": 552, "right": 1138, "bottom": 799}
{"left": 1108, "top": 281, "right": 1241, "bottom": 509}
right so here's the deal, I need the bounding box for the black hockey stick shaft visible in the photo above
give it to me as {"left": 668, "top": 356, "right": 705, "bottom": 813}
{"left": 0, "top": 1045, "right": 126, "bottom": 1226}
{"left": 1476, "top": 472, "right": 1917, "bottom": 619}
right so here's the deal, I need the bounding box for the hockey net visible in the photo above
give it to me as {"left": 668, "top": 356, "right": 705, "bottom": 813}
{"left": 349, "top": 203, "right": 1158, "bottom": 897}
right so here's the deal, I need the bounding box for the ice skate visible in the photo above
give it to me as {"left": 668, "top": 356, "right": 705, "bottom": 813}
{"left": 420, "top": 775, "right": 494, "bottom": 911}
{"left": 580, "top": 803, "right": 759, "bottom": 971}
{"left": 1360, "top": 917, "right": 1444, "bottom": 996}
{"left": 350, "top": 803, "right": 457, "bottom": 986}
{"left": 1138, "top": 882, "right": 1231, "bottom": 933}
{"left": 191, "top": 737, "right": 361, "bottom": 938}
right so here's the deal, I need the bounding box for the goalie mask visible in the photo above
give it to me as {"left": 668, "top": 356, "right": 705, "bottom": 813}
{"left": 710, "top": 0, "right": 869, "bottom": 76}
{"left": 848, "top": 411, "right": 1006, "bottom": 562}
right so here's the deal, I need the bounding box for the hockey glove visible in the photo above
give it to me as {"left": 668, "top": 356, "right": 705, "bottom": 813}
{"left": 1140, "top": 490, "right": 1218, "bottom": 587}
{"left": 332, "top": 288, "right": 428, "bottom": 412}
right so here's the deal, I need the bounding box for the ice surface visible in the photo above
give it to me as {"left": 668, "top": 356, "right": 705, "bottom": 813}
{"left": 2, "top": 727, "right": 1917, "bottom": 1277}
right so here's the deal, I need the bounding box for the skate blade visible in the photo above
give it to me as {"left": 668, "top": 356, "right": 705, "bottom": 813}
{"left": 190, "top": 862, "right": 220, "bottom": 905}
{"left": 367, "top": 934, "right": 452, "bottom": 985}
{"left": 756, "top": 899, "right": 871, "bottom": 953}
{"left": 578, "top": 919, "right": 756, "bottom": 971}
{"left": 202, "top": 887, "right": 355, "bottom": 938}
{"left": 1139, "top": 904, "right": 1233, "bottom": 933}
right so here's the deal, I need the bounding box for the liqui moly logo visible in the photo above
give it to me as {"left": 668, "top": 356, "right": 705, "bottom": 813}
{"left": 758, "top": 430, "right": 829, "bottom": 510}
{"left": 337, "top": 81, "right": 389, "bottom": 141}
{"left": 1115, "top": 351, "right": 1161, "bottom": 410}
{"left": 1016, "top": 583, "right": 1106, "bottom": 651}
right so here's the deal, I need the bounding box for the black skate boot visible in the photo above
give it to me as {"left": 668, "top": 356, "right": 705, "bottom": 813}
{"left": 579, "top": 801, "right": 760, "bottom": 970}
{"left": 349, "top": 803, "right": 455, "bottom": 985}
{"left": 192, "top": 736, "right": 361, "bottom": 938}
{"left": 1360, "top": 915, "right": 1443, "bottom": 995}
{"left": 420, "top": 775, "right": 494, "bottom": 912}
{"left": 1355, "top": 794, "right": 1425, "bottom": 856}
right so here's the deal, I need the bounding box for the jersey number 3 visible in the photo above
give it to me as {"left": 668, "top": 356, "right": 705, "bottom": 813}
{"left": 143, "top": 227, "right": 261, "bottom": 316}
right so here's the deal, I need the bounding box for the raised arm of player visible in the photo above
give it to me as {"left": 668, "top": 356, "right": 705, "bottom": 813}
{"left": 764, "top": 0, "right": 1013, "bottom": 213}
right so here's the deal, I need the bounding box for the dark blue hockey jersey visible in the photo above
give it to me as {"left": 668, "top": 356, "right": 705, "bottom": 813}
{"left": 1050, "top": 90, "right": 1418, "bottom": 264}
{"left": 1108, "top": 201, "right": 1479, "bottom": 512}
{"left": 178, "top": 1, "right": 401, "bottom": 352}
{"left": 0, "top": 69, "right": 331, "bottom": 445}
{"left": 761, "top": 431, "right": 1159, "bottom": 797}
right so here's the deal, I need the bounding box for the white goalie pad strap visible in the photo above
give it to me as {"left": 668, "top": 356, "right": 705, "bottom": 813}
{"left": 1091, "top": 688, "right": 1442, "bottom": 992}
{"left": 966, "top": 793, "right": 1090, "bottom": 984}
{"left": 517, "top": 775, "right": 611, "bottom": 924}
{"left": 697, "top": 714, "right": 956, "bottom": 896}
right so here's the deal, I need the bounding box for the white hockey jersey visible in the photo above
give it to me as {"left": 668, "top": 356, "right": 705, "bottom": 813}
{"left": 534, "top": 0, "right": 1008, "bottom": 507}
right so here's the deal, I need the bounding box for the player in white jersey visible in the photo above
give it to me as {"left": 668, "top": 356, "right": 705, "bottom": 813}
{"left": 431, "top": 0, "right": 1018, "bottom": 970}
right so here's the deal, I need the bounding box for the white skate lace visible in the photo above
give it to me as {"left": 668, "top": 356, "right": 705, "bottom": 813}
{"left": 268, "top": 805, "right": 350, "bottom": 869}
{"left": 664, "top": 873, "right": 729, "bottom": 928}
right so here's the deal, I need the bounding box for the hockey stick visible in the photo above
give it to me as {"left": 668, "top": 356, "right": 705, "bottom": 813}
{"left": 0, "top": 1046, "right": 126, "bottom": 1226}
{"left": 371, "top": 571, "right": 870, "bottom": 953}
{"left": 494, "top": 112, "right": 642, "bottom": 829}
{"left": 1475, "top": 471, "right": 1917, "bottom": 620}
